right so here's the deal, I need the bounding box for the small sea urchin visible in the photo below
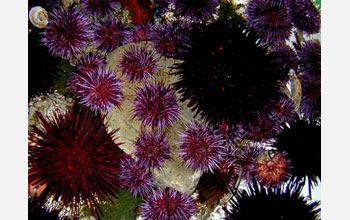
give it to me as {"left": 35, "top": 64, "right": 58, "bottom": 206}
{"left": 41, "top": 6, "right": 91, "bottom": 59}
{"left": 297, "top": 40, "right": 321, "bottom": 77}
{"left": 134, "top": 131, "right": 171, "bottom": 169}
{"left": 238, "top": 144, "right": 264, "bottom": 183}
{"left": 140, "top": 187, "right": 197, "bottom": 220}
{"left": 172, "top": 0, "right": 219, "bottom": 21}
{"left": 129, "top": 23, "right": 155, "bottom": 43}
{"left": 92, "top": 17, "right": 130, "bottom": 53}
{"left": 118, "top": 44, "right": 158, "bottom": 83}
{"left": 132, "top": 81, "right": 181, "bottom": 130}
{"left": 68, "top": 67, "right": 124, "bottom": 112}
{"left": 225, "top": 181, "right": 320, "bottom": 220}
{"left": 289, "top": 0, "right": 321, "bottom": 35}
{"left": 28, "top": 106, "right": 126, "bottom": 219}
{"left": 81, "top": 0, "right": 120, "bottom": 18}
{"left": 178, "top": 122, "right": 225, "bottom": 173}
{"left": 75, "top": 53, "right": 105, "bottom": 74}
{"left": 246, "top": 0, "right": 292, "bottom": 45}
{"left": 119, "top": 157, "right": 155, "bottom": 197}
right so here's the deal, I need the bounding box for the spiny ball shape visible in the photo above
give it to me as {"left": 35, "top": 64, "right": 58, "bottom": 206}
{"left": 68, "top": 67, "right": 124, "bottom": 112}
{"left": 75, "top": 53, "right": 105, "bottom": 74}
{"left": 238, "top": 144, "right": 264, "bottom": 183}
{"left": 41, "top": 6, "right": 91, "bottom": 59}
{"left": 254, "top": 151, "right": 292, "bottom": 187}
{"left": 81, "top": 0, "right": 120, "bottom": 17}
{"left": 118, "top": 45, "right": 158, "bottom": 83}
{"left": 273, "top": 118, "right": 321, "bottom": 186}
{"left": 129, "top": 23, "right": 155, "bottom": 42}
{"left": 289, "top": 0, "right": 321, "bottom": 35}
{"left": 92, "top": 17, "right": 129, "bottom": 53}
{"left": 299, "top": 73, "right": 321, "bottom": 120}
{"left": 297, "top": 40, "right": 321, "bottom": 77}
{"left": 178, "top": 122, "right": 225, "bottom": 173}
{"left": 172, "top": 0, "right": 219, "bottom": 21}
{"left": 119, "top": 157, "right": 154, "bottom": 197}
{"left": 173, "top": 20, "right": 285, "bottom": 128}
{"left": 132, "top": 81, "right": 181, "bottom": 130}
{"left": 134, "top": 131, "right": 171, "bottom": 169}
{"left": 225, "top": 181, "right": 320, "bottom": 220}
{"left": 140, "top": 187, "right": 197, "bottom": 220}
{"left": 268, "top": 95, "right": 297, "bottom": 123}
{"left": 150, "top": 22, "right": 187, "bottom": 58}
{"left": 28, "top": 106, "right": 126, "bottom": 219}
{"left": 269, "top": 44, "right": 298, "bottom": 78}
{"left": 246, "top": 0, "right": 292, "bottom": 45}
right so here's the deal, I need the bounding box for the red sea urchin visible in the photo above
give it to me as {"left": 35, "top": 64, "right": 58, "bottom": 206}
{"left": 92, "top": 17, "right": 130, "bottom": 53}
{"left": 134, "top": 131, "right": 171, "bottom": 169}
{"left": 41, "top": 6, "right": 91, "bottom": 59}
{"left": 178, "top": 122, "right": 225, "bottom": 173}
{"left": 132, "top": 81, "right": 181, "bottom": 130}
{"left": 246, "top": 0, "right": 292, "bottom": 45}
{"left": 119, "top": 157, "right": 155, "bottom": 197}
{"left": 80, "top": 0, "right": 120, "bottom": 18}
{"left": 28, "top": 105, "right": 127, "bottom": 219}
{"left": 118, "top": 44, "right": 158, "bottom": 83}
{"left": 68, "top": 67, "right": 124, "bottom": 113}
{"left": 140, "top": 187, "right": 197, "bottom": 220}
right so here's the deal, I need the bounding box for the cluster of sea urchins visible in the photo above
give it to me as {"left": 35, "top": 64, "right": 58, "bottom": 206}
{"left": 28, "top": 105, "right": 127, "bottom": 219}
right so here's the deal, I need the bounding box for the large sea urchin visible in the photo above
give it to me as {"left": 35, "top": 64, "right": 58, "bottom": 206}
{"left": 140, "top": 187, "right": 197, "bottom": 220}
{"left": 225, "top": 181, "right": 320, "bottom": 220}
{"left": 118, "top": 44, "right": 158, "bottom": 83}
{"left": 289, "top": 0, "right": 321, "bottom": 35}
{"left": 92, "top": 17, "right": 130, "bottom": 53}
{"left": 246, "top": 0, "right": 292, "bottom": 45}
{"left": 132, "top": 81, "right": 181, "bottom": 130}
{"left": 134, "top": 131, "right": 171, "bottom": 169}
{"left": 41, "top": 6, "right": 91, "bottom": 59}
{"left": 119, "top": 157, "right": 154, "bottom": 197}
{"left": 68, "top": 67, "right": 124, "bottom": 113}
{"left": 178, "top": 122, "right": 225, "bottom": 173}
{"left": 28, "top": 106, "right": 126, "bottom": 219}
{"left": 173, "top": 20, "right": 285, "bottom": 128}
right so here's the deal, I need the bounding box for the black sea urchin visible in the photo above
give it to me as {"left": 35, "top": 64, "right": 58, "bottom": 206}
{"left": 140, "top": 187, "right": 197, "bottom": 220}
{"left": 41, "top": 6, "right": 91, "bottom": 59}
{"left": 173, "top": 20, "right": 286, "bottom": 128}
{"left": 273, "top": 118, "right": 321, "bottom": 187}
{"left": 28, "top": 106, "right": 127, "bottom": 219}
{"left": 172, "top": 0, "right": 219, "bottom": 21}
{"left": 225, "top": 181, "right": 320, "bottom": 220}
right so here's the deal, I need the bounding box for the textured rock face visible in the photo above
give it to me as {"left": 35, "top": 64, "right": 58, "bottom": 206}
{"left": 105, "top": 42, "right": 204, "bottom": 195}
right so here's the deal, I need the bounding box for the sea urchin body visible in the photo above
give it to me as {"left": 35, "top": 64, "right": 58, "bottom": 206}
{"left": 140, "top": 187, "right": 197, "bottom": 220}
{"left": 28, "top": 106, "right": 126, "bottom": 219}
{"left": 178, "top": 122, "right": 225, "bottom": 173}
{"left": 132, "top": 81, "right": 181, "bottom": 130}
{"left": 41, "top": 6, "right": 91, "bottom": 59}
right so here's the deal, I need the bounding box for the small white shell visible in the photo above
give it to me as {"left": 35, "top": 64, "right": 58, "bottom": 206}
{"left": 29, "top": 6, "right": 48, "bottom": 28}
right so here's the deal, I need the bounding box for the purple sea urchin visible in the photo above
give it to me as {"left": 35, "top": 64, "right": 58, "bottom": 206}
{"left": 134, "top": 131, "right": 171, "bottom": 169}
{"left": 118, "top": 45, "right": 158, "bottom": 83}
{"left": 269, "top": 44, "right": 298, "bottom": 77}
{"left": 119, "top": 157, "right": 154, "bottom": 197}
{"left": 246, "top": 0, "right": 292, "bottom": 45}
{"left": 225, "top": 181, "right": 320, "bottom": 220}
{"left": 173, "top": 20, "right": 286, "bottom": 129}
{"left": 297, "top": 40, "right": 321, "bottom": 77}
{"left": 132, "top": 81, "right": 181, "bottom": 130}
{"left": 178, "top": 122, "right": 225, "bottom": 173}
{"left": 299, "top": 73, "right": 321, "bottom": 121}
{"left": 273, "top": 118, "right": 321, "bottom": 186}
{"left": 140, "top": 187, "right": 197, "bottom": 220}
{"left": 150, "top": 22, "right": 187, "bottom": 58}
{"left": 254, "top": 151, "right": 292, "bottom": 187}
{"left": 238, "top": 144, "right": 264, "bottom": 183}
{"left": 28, "top": 106, "right": 126, "bottom": 219}
{"left": 80, "top": 0, "right": 120, "bottom": 17}
{"left": 41, "top": 6, "right": 91, "bottom": 59}
{"left": 92, "top": 17, "right": 129, "bottom": 53}
{"left": 268, "top": 95, "right": 297, "bottom": 123}
{"left": 68, "top": 67, "right": 124, "bottom": 112}
{"left": 289, "top": 0, "right": 321, "bottom": 35}
{"left": 75, "top": 53, "right": 105, "bottom": 74}
{"left": 172, "top": 0, "right": 219, "bottom": 21}
{"left": 129, "top": 23, "right": 154, "bottom": 42}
